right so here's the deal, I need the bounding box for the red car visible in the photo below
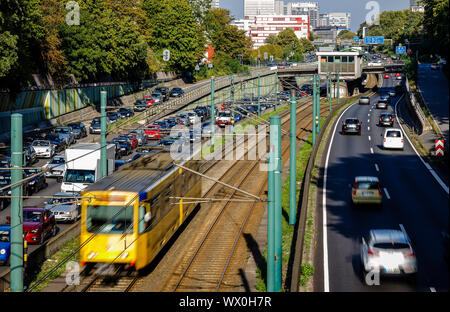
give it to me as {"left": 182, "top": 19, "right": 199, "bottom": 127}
{"left": 22, "top": 207, "right": 56, "bottom": 244}
{"left": 120, "top": 133, "right": 138, "bottom": 149}
{"left": 384, "top": 73, "right": 390, "bottom": 79}
{"left": 145, "top": 125, "right": 162, "bottom": 140}
{"left": 143, "top": 96, "right": 154, "bottom": 108}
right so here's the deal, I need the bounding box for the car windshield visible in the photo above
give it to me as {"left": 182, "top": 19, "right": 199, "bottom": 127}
{"left": 373, "top": 242, "right": 410, "bottom": 250}
{"left": 50, "top": 157, "right": 65, "bottom": 165}
{"left": 357, "top": 182, "right": 379, "bottom": 190}
{"left": 24, "top": 169, "right": 41, "bottom": 175}
{"left": 49, "top": 196, "right": 73, "bottom": 205}
{"left": 386, "top": 131, "right": 401, "bottom": 138}
{"left": 64, "top": 169, "right": 95, "bottom": 183}
{"left": 33, "top": 141, "right": 49, "bottom": 147}
{"left": 55, "top": 128, "right": 69, "bottom": 133}
{"left": 86, "top": 205, "right": 133, "bottom": 234}
{"left": 69, "top": 124, "right": 81, "bottom": 129}
{"left": 0, "top": 230, "right": 10, "bottom": 242}
{"left": 346, "top": 119, "right": 358, "bottom": 124}
{"left": 219, "top": 112, "right": 230, "bottom": 117}
{"left": 23, "top": 211, "right": 42, "bottom": 223}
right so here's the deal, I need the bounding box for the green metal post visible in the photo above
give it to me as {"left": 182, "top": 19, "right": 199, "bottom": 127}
{"left": 230, "top": 75, "right": 235, "bottom": 134}
{"left": 316, "top": 76, "right": 320, "bottom": 134}
{"left": 257, "top": 73, "right": 261, "bottom": 116}
{"left": 267, "top": 117, "right": 276, "bottom": 292}
{"left": 289, "top": 91, "right": 297, "bottom": 225}
{"left": 275, "top": 72, "right": 278, "bottom": 111}
{"left": 312, "top": 76, "right": 317, "bottom": 146}
{"left": 100, "top": 91, "right": 107, "bottom": 179}
{"left": 273, "top": 115, "right": 282, "bottom": 292}
{"left": 337, "top": 70, "right": 340, "bottom": 106}
{"left": 210, "top": 77, "right": 215, "bottom": 149}
{"left": 329, "top": 72, "right": 332, "bottom": 112}
{"left": 10, "top": 113, "right": 23, "bottom": 292}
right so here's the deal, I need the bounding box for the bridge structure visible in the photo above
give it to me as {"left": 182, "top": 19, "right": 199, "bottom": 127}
{"left": 276, "top": 54, "right": 404, "bottom": 96}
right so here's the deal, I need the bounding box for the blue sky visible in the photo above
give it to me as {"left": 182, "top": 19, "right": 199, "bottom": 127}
{"left": 220, "top": 0, "right": 410, "bottom": 31}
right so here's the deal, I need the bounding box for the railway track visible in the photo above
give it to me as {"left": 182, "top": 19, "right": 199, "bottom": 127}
{"left": 163, "top": 100, "right": 336, "bottom": 292}
{"left": 63, "top": 98, "right": 330, "bottom": 292}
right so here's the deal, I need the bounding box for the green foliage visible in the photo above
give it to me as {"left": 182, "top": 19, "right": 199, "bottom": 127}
{"left": 337, "top": 30, "right": 357, "bottom": 40}
{"left": 0, "top": 31, "right": 18, "bottom": 78}
{"left": 143, "top": 0, "right": 205, "bottom": 78}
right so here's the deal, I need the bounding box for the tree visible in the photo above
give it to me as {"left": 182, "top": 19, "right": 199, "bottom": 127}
{"left": 143, "top": 0, "right": 205, "bottom": 77}
{"left": 0, "top": 31, "right": 18, "bottom": 79}
{"left": 265, "top": 34, "right": 277, "bottom": 45}
{"left": 337, "top": 30, "right": 357, "bottom": 40}
{"left": 275, "top": 28, "right": 299, "bottom": 49}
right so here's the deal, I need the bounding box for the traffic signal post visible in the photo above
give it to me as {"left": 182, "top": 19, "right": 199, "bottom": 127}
{"left": 100, "top": 91, "right": 107, "bottom": 179}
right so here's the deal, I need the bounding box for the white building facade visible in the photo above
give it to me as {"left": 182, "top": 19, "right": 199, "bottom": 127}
{"left": 231, "top": 18, "right": 256, "bottom": 35}
{"left": 286, "top": 2, "right": 319, "bottom": 28}
{"left": 249, "top": 15, "right": 310, "bottom": 48}
{"left": 211, "top": 0, "right": 220, "bottom": 8}
{"left": 244, "top": 0, "right": 276, "bottom": 19}
{"left": 328, "top": 12, "right": 351, "bottom": 29}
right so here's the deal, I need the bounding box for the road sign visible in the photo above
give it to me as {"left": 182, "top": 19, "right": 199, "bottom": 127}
{"left": 364, "top": 36, "right": 384, "bottom": 44}
{"left": 396, "top": 46, "right": 406, "bottom": 54}
{"left": 354, "top": 36, "right": 360, "bottom": 42}
{"left": 264, "top": 52, "right": 268, "bottom": 60}
{"left": 270, "top": 55, "right": 274, "bottom": 62}
{"left": 163, "top": 49, "right": 170, "bottom": 61}
{"left": 435, "top": 139, "right": 444, "bottom": 156}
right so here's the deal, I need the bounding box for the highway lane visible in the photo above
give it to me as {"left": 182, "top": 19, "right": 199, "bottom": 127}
{"left": 321, "top": 76, "right": 449, "bottom": 292}
{"left": 417, "top": 63, "right": 449, "bottom": 141}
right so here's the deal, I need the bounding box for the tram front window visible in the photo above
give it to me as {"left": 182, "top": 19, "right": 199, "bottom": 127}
{"left": 86, "top": 205, "right": 133, "bottom": 234}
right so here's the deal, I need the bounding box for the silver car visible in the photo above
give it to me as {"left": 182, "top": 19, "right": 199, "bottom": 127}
{"left": 359, "top": 96, "right": 370, "bottom": 105}
{"left": 45, "top": 192, "right": 81, "bottom": 223}
{"left": 44, "top": 155, "right": 66, "bottom": 182}
{"left": 361, "top": 226, "right": 417, "bottom": 279}
{"left": 129, "top": 130, "right": 148, "bottom": 146}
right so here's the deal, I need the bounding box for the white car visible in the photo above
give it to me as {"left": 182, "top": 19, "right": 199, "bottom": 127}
{"left": 45, "top": 192, "right": 81, "bottom": 223}
{"left": 368, "top": 60, "right": 382, "bottom": 67}
{"left": 44, "top": 155, "right": 66, "bottom": 182}
{"left": 382, "top": 128, "right": 404, "bottom": 150}
{"left": 361, "top": 226, "right": 417, "bottom": 279}
{"left": 32, "top": 140, "right": 55, "bottom": 158}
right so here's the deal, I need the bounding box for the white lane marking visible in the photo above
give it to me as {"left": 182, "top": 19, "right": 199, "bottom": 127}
{"left": 375, "top": 163, "right": 379, "bottom": 172}
{"left": 368, "top": 113, "right": 370, "bottom": 117}
{"left": 368, "top": 135, "right": 371, "bottom": 141}
{"left": 370, "top": 147, "right": 374, "bottom": 154}
{"left": 394, "top": 95, "right": 449, "bottom": 194}
{"left": 383, "top": 188, "right": 391, "bottom": 199}
{"left": 367, "top": 119, "right": 370, "bottom": 122}
{"left": 368, "top": 126, "right": 370, "bottom": 131}
{"left": 430, "top": 287, "right": 436, "bottom": 292}
{"left": 323, "top": 102, "right": 356, "bottom": 292}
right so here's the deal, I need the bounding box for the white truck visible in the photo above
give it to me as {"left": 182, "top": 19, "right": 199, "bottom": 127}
{"left": 61, "top": 143, "right": 115, "bottom": 193}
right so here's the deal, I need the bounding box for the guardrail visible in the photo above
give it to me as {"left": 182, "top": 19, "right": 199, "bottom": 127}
{"left": 404, "top": 77, "right": 432, "bottom": 132}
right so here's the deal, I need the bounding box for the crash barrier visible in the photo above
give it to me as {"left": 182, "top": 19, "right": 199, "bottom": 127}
{"left": 404, "top": 77, "right": 432, "bottom": 133}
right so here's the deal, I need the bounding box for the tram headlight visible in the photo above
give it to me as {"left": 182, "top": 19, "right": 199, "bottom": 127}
{"left": 0, "top": 249, "right": 5, "bottom": 255}
{"left": 87, "top": 252, "right": 97, "bottom": 259}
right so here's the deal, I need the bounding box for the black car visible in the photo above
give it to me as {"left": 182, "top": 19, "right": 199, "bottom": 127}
{"left": 23, "top": 146, "right": 37, "bottom": 165}
{"left": 170, "top": 87, "right": 184, "bottom": 97}
{"left": 119, "top": 107, "right": 134, "bottom": 118}
{"left": 67, "top": 122, "right": 87, "bottom": 138}
{"left": 378, "top": 112, "right": 394, "bottom": 127}
{"left": 44, "top": 134, "right": 66, "bottom": 152}
{"left": 24, "top": 168, "right": 47, "bottom": 194}
{"left": 155, "top": 87, "right": 170, "bottom": 101}
{"left": 0, "top": 172, "right": 32, "bottom": 197}
{"left": 107, "top": 141, "right": 121, "bottom": 159}
{"left": 342, "top": 118, "right": 361, "bottom": 135}
{"left": 113, "top": 138, "right": 132, "bottom": 156}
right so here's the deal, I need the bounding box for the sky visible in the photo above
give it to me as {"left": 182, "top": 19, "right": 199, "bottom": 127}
{"left": 220, "top": 0, "right": 410, "bottom": 32}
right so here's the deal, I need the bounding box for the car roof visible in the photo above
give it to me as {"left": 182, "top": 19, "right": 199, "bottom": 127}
{"left": 370, "top": 229, "right": 409, "bottom": 244}
{"left": 355, "top": 176, "right": 379, "bottom": 182}
{"left": 385, "top": 128, "right": 402, "bottom": 132}
{"left": 53, "top": 192, "right": 77, "bottom": 197}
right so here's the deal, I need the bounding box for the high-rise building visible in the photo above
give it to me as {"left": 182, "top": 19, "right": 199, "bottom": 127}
{"left": 410, "top": 0, "right": 424, "bottom": 12}
{"left": 249, "top": 15, "right": 310, "bottom": 48}
{"left": 211, "top": 0, "right": 220, "bottom": 8}
{"left": 244, "top": 0, "right": 275, "bottom": 19}
{"left": 318, "top": 13, "right": 329, "bottom": 27}
{"left": 286, "top": 2, "right": 319, "bottom": 28}
{"left": 231, "top": 18, "right": 256, "bottom": 35}
{"left": 328, "top": 12, "right": 351, "bottom": 29}
{"left": 274, "top": 0, "right": 284, "bottom": 15}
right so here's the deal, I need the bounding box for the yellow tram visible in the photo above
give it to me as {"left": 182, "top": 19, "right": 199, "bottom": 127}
{"left": 79, "top": 148, "right": 202, "bottom": 270}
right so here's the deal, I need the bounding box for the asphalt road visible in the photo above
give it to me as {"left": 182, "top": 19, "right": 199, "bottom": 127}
{"left": 417, "top": 63, "right": 449, "bottom": 142}
{"left": 318, "top": 76, "right": 449, "bottom": 292}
